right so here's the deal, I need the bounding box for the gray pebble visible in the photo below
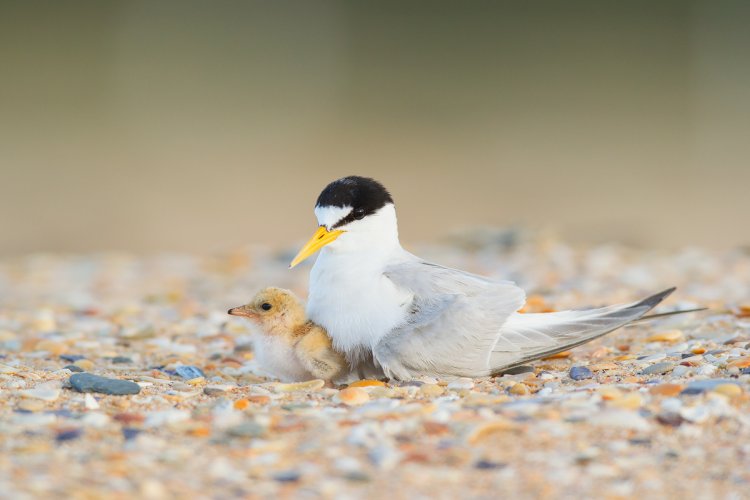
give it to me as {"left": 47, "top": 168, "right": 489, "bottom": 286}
{"left": 227, "top": 421, "right": 266, "bottom": 438}
{"left": 671, "top": 365, "right": 691, "bottom": 377}
{"left": 69, "top": 373, "right": 140, "bottom": 395}
{"left": 110, "top": 356, "right": 133, "bottom": 364}
{"left": 272, "top": 470, "right": 301, "bottom": 483}
{"left": 681, "top": 379, "right": 740, "bottom": 395}
{"left": 641, "top": 362, "right": 675, "bottom": 375}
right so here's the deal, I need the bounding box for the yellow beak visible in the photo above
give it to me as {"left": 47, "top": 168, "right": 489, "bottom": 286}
{"left": 289, "top": 226, "right": 344, "bottom": 268}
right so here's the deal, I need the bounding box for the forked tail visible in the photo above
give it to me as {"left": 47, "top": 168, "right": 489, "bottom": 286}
{"left": 490, "top": 288, "right": 699, "bottom": 373}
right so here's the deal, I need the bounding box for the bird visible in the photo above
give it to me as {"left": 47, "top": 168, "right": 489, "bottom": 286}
{"left": 227, "top": 287, "right": 347, "bottom": 382}
{"left": 289, "top": 176, "right": 699, "bottom": 381}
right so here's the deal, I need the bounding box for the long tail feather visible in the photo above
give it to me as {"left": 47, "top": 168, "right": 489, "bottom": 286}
{"left": 491, "top": 288, "right": 678, "bottom": 374}
{"left": 630, "top": 307, "right": 707, "bottom": 323}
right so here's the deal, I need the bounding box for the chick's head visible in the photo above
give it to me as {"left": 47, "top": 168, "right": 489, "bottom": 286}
{"left": 228, "top": 287, "right": 306, "bottom": 336}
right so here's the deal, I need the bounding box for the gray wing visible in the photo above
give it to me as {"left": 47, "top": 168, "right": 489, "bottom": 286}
{"left": 375, "top": 258, "right": 526, "bottom": 379}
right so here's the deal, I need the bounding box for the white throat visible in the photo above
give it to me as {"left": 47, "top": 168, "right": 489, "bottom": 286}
{"left": 306, "top": 203, "right": 412, "bottom": 360}
{"left": 319, "top": 203, "right": 401, "bottom": 256}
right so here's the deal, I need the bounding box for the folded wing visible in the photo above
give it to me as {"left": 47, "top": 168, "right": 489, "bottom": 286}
{"left": 376, "top": 258, "right": 525, "bottom": 379}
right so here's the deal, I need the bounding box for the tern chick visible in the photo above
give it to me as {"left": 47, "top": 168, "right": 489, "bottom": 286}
{"left": 228, "top": 287, "right": 347, "bottom": 382}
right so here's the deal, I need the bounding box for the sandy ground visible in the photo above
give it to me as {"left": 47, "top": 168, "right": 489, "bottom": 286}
{"left": 1, "top": 230, "right": 749, "bottom": 499}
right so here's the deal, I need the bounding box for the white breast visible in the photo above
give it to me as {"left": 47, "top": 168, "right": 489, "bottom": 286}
{"left": 253, "top": 335, "right": 312, "bottom": 382}
{"left": 306, "top": 247, "right": 412, "bottom": 359}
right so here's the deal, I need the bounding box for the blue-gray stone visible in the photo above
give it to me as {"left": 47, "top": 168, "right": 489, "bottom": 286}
{"left": 681, "top": 379, "right": 741, "bottom": 395}
{"left": 175, "top": 365, "right": 205, "bottom": 380}
{"left": 475, "top": 460, "right": 507, "bottom": 470}
{"left": 110, "top": 356, "right": 133, "bottom": 364}
{"left": 64, "top": 365, "right": 84, "bottom": 373}
{"left": 569, "top": 366, "right": 593, "bottom": 380}
{"left": 272, "top": 470, "right": 301, "bottom": 483}
{"left": 56, "top": 428, "right": 83, "bottom": 442}
{"left": 69, "top": 373, "right": 140, "bottom": 395}
{"left": 60, "top": 354, "right": 85, "bottom": 362}
{"left": 227, "top": 421, "right": 266, "bottom": 438}
{"left": 122, "top": 428, "right": 141, "bottom": 441}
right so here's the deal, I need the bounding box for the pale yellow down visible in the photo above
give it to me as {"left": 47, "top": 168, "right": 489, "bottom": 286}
{"left": 228, "top": 287, "right": 347, "bottom": 381}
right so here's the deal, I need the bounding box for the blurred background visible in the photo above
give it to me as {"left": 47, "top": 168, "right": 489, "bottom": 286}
{"left": 1, "top": 0, "right": 748, "bottom": 256}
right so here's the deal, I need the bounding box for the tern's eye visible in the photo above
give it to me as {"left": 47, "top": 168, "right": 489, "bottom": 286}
{"left": 261, "top": 303, "right": 272, "bottom": 311}
{"left": 353, "top": 208, "right": 366, "bottom": 220}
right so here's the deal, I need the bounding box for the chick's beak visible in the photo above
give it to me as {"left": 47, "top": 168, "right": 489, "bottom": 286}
{"left": 289, "top": 225, "right": 344, "bottom": 268}
{"left": 227, "top": 306, "right": 257, "bottom": 319}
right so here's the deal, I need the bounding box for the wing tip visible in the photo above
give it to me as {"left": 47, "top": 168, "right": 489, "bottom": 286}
{"left": 629, "top": 287, "right": 676, "bottom": 312}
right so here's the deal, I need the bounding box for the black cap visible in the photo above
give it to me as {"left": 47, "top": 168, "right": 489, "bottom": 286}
{"left": 316, "top": 176, "right": 394, "bottom": 228}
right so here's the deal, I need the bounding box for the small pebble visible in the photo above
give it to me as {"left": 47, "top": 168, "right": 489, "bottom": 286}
{"left": 671, "top": 365, "right": 691, "bottom": 377}
{"left": 272, "top": 470, "right": 301, "bottom": 483}
{"left": 275, "top": 379, "right": 325, "bottom": 392}
{"left": 657, "top": 412, "right": 683, "bottom": 427}
{"left": 727, "top": 357, "right": 750, "bottom": 369}
{"left": 122, "top": 428, "right": 141, "bottom": 441}
{"left": 35, "top": 340, "right": 67, "bottom": 355}
{"left": 569, "top": 366, "right": 593, "bottom": 380}
{"left": 349, "top": 379, "right": 387, "bottom": 388}
{"left": 111, "top": 356, "right": 134, "bottom": 364}
{"left": 174, "top": 365, "right": 205, "bottom": 380}
{"left": 419, "top": 384, "right": 445, "bottom": 397}
{"left": 474, "top": 460, "right": 507, "bottom": 470}
{"left": 233, "top": 399, "right": 250, "bottom": 410}
{"left": 17, "top": 399, "right": 45, "bottom": 412}
{"left": 336, "top": 387, "right": 370, "bottom": 406}
{"left": 647, "top": 330, "right": 685, "bottom": 343}
{"left": 682, "top": 379, "right": 740, "bottom": 395}
{"left": 59, "top": 354, "right": 85, "bottom": 362}
{"left": 55, "top": 429, "right": 83, "bottom": 442}
{"left": 610, "top": 392, "right": 643, "bottom": 410}
{"left": 696, "top": 364, "right": 718, "bottom": 376}
{"left": 649, "top": 384, "right": 684, "bottom": 397}
{"left": 203, "top": 385, "right": 229, "bottom": 396}
{"left": 69, "top": 373, "right": 141, "bottom": 395}
{"left": 641, "top": 362, "right": 675, "bottom": 375}
{"left": 712, "top": 384, "right": 742, "bottom": 398}
{"left": 19, "top": 386, "right": 60, "bottom": 402}
{"left": 447, "top": 378, "right": 474, "bottom": 391}
{"left": 509, "top": 383, "right": 530, "bottom": 395}
{"left": 227, "top": 421, "right": 266, "bottom": 438}
{"left": 73, "top": 359, "right": 95, "bottom": 371}
{"left": 468, "top": 419, "right": 518, "bottom": 443}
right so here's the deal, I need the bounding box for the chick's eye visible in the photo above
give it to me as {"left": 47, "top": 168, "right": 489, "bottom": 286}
{"left": 261, "top": 303, "right": 272, "bottom": 311}
{"left": 353, "top": 208, "right": 366, "bottom": 220}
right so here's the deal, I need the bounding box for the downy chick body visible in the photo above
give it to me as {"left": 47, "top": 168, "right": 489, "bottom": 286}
{"left": 228, "top": 287, "right": 347, "bottom": 382}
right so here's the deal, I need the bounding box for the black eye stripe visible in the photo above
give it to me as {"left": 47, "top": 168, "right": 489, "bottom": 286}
{"left": 332, "top": 208, "right": 367, "bottom": 228}
{"left": 316, "top": 176, "right": 394, "bottom": 228}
